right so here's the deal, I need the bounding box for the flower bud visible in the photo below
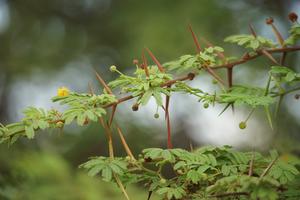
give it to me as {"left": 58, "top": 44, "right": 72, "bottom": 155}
{"left": 110, "top": 65, "right": 117, "bottom": 72}
{"left": 159, "top": 178, "right": 166, "bottom": 184}
{"left": 57, "top": 87, "right": 70, "bottom": 97}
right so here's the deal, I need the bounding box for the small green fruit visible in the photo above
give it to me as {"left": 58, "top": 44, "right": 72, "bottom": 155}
{"left": 154, "top": 113, "right": 159, "bottom": 119}
{"left": 125, "top": 156, "right": 131, "bottom": 161}
{"left": 212, "top": 79, "right": 218, "bottom": 84}
{"left": 110, "top": 65, "right": 117, "bottom": 72}
{"left": 239, "top": 121, "right": 247, "bottom": 129}
{"left": 203, "top": 103, "right": 209, "bottom": 109}
{"left": 159, "top": 178, "right": 166, "bottom": 184}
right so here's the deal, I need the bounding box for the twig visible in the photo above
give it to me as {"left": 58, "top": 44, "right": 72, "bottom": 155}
{"left": 145, "top": 48, "right": 165, "bottom": 72}
{"left": 188, "top": 24, "right": 202, "bottom": 53}
{"left": 99, "top": 118, "right": 114, "bottom": 158}
{"left": 260, "top": 157, "right": 278, "bottom": 179}
{"left": 116, "top": 125, "right": 136, "bottom": 160}
{"left": 109, "top": 105, "right": 117, "bottom": 127}
{"left": 113, "top": 173, "right": 130, "bottom": 200}
{"left": 94, "top": 70, "right": 113, "bottom": 94}
{"left": 101, "top": 46, "right": 300, "bottom": 112}
{"left": 249, "top": 24, "right": 257, "bottom": 37}
{"left": 248, "top": 151, "right": 255, "bottom": 176}
{"left": 261, "top": 49, "right": 279, "bottom": 65}
{"left": 165, "top": 95, "right": 172, "bottom": 149}
{"left": 142, "top": 50, "right": 150, "bottom": 77}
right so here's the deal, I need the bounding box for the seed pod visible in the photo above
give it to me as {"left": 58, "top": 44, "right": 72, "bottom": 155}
{"left": 154, "top": 113, "right": 159, "bottom": 119}
{"left": 265, "top": 17, "right": 274, "bottom": 25}
{"left": 239, "top": 121, "right": 247, "bottom": 129}
{"left": 288, "top": 12, "right": 298, "bottom": 23}
{"left": 294, "top": 94, "right": 300, "bottom": 100}
{"left": 132, "top": 103, "right": 139, "bottom": 111}
{"left": 187, "top": 73, "right": 195, "bottom": 80}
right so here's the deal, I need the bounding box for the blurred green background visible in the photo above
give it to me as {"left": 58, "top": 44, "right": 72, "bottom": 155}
{"left": 0, "top": 0, "right": 299, "bottom": 199}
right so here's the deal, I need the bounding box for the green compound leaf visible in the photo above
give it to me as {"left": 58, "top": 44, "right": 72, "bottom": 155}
{"left": 284, "top": 23, "right": 300, "bottom": 45}
{"left": 224, "top": 34, "right": 276, "bottom": 50}
{"left": 219, "top": 85, "right": 275, "bottom": 107}
{"left": 156, "top": 186, "right": 186, "bottom": 200}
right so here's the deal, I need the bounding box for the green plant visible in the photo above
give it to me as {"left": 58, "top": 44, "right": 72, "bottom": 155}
{"left": 1, "top": 12, "right": 300, "bottom": 200}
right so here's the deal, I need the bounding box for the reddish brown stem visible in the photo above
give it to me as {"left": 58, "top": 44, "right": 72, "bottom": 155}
{"left": 213, "top": 46, "right": 300, "bottom": 69}
{"left": 261, "top": 49, "right": 279, "bottom": 65}
{"left": 248, "top": 151, "right": 255, "bottom": 176}
{"left": 145, "top": 48, "right": 165, "bottom": 72}
{"left": 109, "top": 105, "right": 117, "bottom": 127}
{"left": 142, "top": 51, "right": 150, "bottom": 77}
{"left": 188, "top": 24, "right": 202, "bottom": 53}
{"left": 249, "top": 24, "right": 257, "bottom": 37}
{"left": 94, "top": 70, "right": 113, "bottom": 94}
{"left": 99, "top": 118, "right": 114, "bottom": 158}
{"left": 227, "top": 67, "right": 233, "bottom": 88}
{"left": 101, "top": 46, "right": 300, "bottom": 112}
{"left": 270, "top": 23, "right": 284, "bottom": 46}
{"left": 116, "top": 125, "right": 135, "bottom": 160}
{"left": 166, "top": 108, "right": 172, "bottom": 149}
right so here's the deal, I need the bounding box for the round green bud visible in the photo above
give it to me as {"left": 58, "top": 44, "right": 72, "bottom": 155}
{"left": 159, "top": 178, "right": 166, "bottom": 184}
{"left": 125, "top": 156, "right": 131, "bottom": 161}
{"left": 239, "top": 121, "right": 247, "bottom": 129}
{"left": 110, "top": 65, "right": 117, "bottom": 72}
{"left": 212, "top": 79, "right": 218, "bottom": 84}
{"left": 154, "top": 113, "right": 159, "bottom": 119}
{"left": 203, "top": 103, "right": 209, "bottom": 109}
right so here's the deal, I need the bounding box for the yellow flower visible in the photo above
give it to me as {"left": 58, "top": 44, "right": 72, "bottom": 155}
{"left": 57, "top": 87, "right": 70, "bottom": 97}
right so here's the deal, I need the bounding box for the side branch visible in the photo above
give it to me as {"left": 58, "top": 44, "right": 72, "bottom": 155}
{"left": 213, "top": 46, "right": 300, "bottom": 69}
{"left": 103, "top": 46, "right": 300, "bottom": 110}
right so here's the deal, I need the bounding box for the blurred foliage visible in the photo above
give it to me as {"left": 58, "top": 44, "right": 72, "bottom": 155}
{"left": 0, "top": 148, "right": 158, "bottom": 200}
